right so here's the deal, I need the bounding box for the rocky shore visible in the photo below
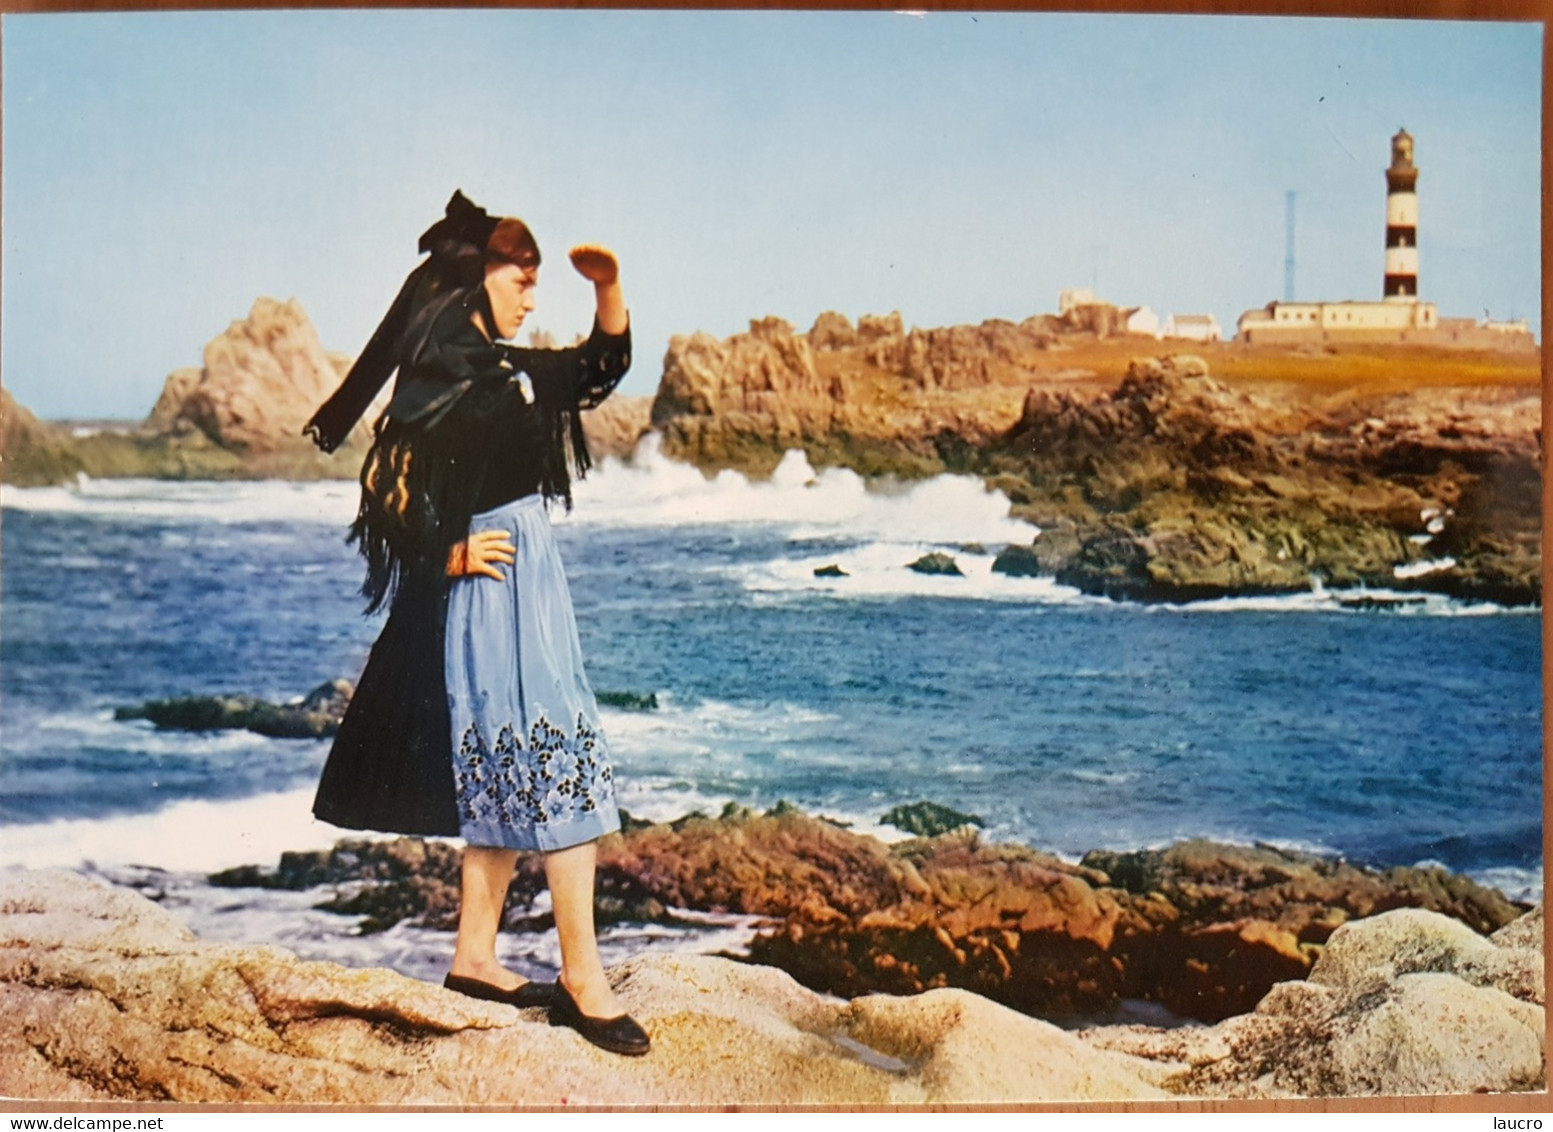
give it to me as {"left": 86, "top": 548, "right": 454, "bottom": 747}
{"left": 207, "top": 805, "right": 1530, "bottom": 1026}
{"left": 0, "top": 861, "right": 1540, "bottom": 1102}
{"left": 651, "top": 313, "right": 1541, "bottom": 605}
{"left": 5, "top": 297, "right": 1537, "bottom": 606}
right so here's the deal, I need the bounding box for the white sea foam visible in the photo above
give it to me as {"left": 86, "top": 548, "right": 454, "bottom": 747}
{"left": 600, "top": 692, "right": 925, "bottom": 841}
{"left": 1466, "top": 865, "right": 1544, "bottom": 906}
{"left": 1103, "top": 835, "right": 1542, "bottom": 906}
{"left": 116, "top": 864, "right": 773, "bottom": 986}
{"left": 4, "top": 440, "right": 1031, "bottom": 546}
{"left": 600, "top": 694, "right": 848, "bottom": 820}
{"left": 0, "top": 696, "right": 849, "bottom": 874}
{"left": 0, "top": 788, "right": 351, "bottom": 872}
{"left": 0, "top": 475, "right": 361, "bottom": 525}
{"left": 1064, "top": 769, "right": 1141, "bottom": 786}
{"left": 26, "top": 710, "right": 303, "bottom": 759}
{"left": 1393, "top": 557, "right": 1458, "bottom": 579}
{"left": 609, "top": 774, "right": 915, "bottom": 847}
{"left": 1119, "top": 827, "right": 1348, "bottom": 862}
{"left": 600, "top": 694, "right": 836, "bottom": 756}
{"left": 3, "top": 456, "right": 1524, "bottom": 617}
{"left": 1152, "top": 584, "right": 1518, "bottom": 618}
{"left": 566, "top": 436, "right": 1035, "bottom": 546}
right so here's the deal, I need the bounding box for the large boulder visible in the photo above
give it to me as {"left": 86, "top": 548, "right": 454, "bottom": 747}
{"left": 0, "top": 868, "right": 1164, "bottom": 1104}
{"left": 1308, "top": 905, "right": 1543, "bottom": 1004}
{"left": 149, "top": 297, "right": 354, "bottom": 453}
{"left": 581, "top": 394, "right": 653, "bottom": 461}
{"left": 1084, "top": 905, "right": 1546, "bottom": 1097}
{"left": 651, "top": 318, "right": 837, "bottom": 471}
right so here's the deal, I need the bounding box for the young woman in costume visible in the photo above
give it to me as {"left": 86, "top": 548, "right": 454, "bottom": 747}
{"left": 305, "top": 191, "right": 648, "bottom": 1056}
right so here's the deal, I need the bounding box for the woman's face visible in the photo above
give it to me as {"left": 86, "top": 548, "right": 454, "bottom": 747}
{"left": 484, "top": 261, "right": 539, "bottom": 340}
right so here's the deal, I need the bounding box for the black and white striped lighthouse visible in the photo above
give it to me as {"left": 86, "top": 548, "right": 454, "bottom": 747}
{"left": 1384, "top": 129, "right": 1419, "bottom": 300}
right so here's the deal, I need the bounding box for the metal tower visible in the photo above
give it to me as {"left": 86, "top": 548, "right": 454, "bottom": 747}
{"left": 1284, "top": 191, "right": 1296, "bottom": 302}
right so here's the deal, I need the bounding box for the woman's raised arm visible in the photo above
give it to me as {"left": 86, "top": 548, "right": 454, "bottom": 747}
{"left": 569, "top": 244, "right": 627, "bottom": 335}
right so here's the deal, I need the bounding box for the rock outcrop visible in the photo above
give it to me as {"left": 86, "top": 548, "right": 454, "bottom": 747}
{"left": 2, "top": 386, "right": 84, "bottom": 485}
{"left": 651, "top": 311, "right": 1042, "bottom": 478}
{"left": 2, "top": 300, "right": 368, "bottom": 485}
{"left": 581, "top": 393, "right": 653, "bottom": 461}
{"left": 650, "top": 314, "right": 1540, "bottom": 604}
{"left": 114, "top": 679, "right": 353, "bottom": 739}
{"left": 4, "top": 299, "right": 648, "bottom": 486}
{"left": 652, "top": 317, "right": 840, "bottom": 472}
{"left": 1082, "top": 906, "right": 1545, "bottom": 1097}
{"left": 149, "top": 297, "right": 355, "bottom": 453}
{"left": 2, "top": 868, "right": 1538, "bottom": 1101}
{"left": 1007, "top": 355, "right": 1542, "bottom": 604}
{"left": 210, "top": 806, "right": 1529, "bottom": 1025}
{"left": 0, "top": 868, "right": 1162, "bottom": 1103}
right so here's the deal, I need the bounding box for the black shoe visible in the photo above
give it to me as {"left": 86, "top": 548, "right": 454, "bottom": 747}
{"left": 443, "top": 972, "right": 556, "bottom": 1009}
{"left": 548, "top": 979, "right": 650, "bottom": 1056}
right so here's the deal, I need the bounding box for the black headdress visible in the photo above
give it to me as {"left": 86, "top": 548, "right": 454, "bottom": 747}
{"left": 303, "top": 191, "right": 501, "bottom": 453}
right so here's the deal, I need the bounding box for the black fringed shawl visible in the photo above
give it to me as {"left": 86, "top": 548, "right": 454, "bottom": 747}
{"left": 350, "top": 288, "right": 632, "bottom": 613}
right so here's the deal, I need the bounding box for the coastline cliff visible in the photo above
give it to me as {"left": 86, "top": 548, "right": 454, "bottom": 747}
{"left": 649, "top": 312, "right": 1540, "bottom": 605}
{"left": 2, "top": 300, "right": 1539, "bottom": 605}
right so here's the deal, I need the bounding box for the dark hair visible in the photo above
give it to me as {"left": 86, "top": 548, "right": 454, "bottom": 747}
{"left": 486, "top": 217, "right": 541, "bottom": 269}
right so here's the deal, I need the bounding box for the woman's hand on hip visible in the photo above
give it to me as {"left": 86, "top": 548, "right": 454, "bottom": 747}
{"left": 447, "top": 530, "right": 516, "bottom": 581}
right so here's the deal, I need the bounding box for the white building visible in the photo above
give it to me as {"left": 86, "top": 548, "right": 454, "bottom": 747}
{"left": 1236, "top": 299, "right": 1438, "bottom": 344}
{"left": 1163, "top": 313, "right": 1223, "bottom": 342}
{"left": 1124, "top": 306, "right": 1162, "bottom": 338}
{"left": 1483, "top": 317, "right": 1532, "bottom": 337}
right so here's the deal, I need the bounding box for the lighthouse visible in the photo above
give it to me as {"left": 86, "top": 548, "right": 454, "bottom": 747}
{"left": 1236, "top": 129, "right": 1448, "bottom": 342}
{"left": 1384, "top": 129, "right": 1419, "bottom": 300}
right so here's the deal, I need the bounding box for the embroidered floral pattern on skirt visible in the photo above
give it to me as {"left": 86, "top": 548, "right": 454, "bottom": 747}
{"left": 444, "top": 494, "right": 621, "bottom": 851}
{"left": 453, "top": 713, "right": 615, "bottom": 833}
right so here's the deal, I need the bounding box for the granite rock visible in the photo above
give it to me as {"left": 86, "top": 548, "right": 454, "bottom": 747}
{"left": 0, "top": 868, "right": 1165, "bottom": 1104}
{"left": 152, "top": 298, "right": 356, "bottom": 453}
{"left": 1083, "top": 905, "right": 1545, "bottom": 1097}
{"left": 211, "top": 811, "right": 1529, "bottom": 1025}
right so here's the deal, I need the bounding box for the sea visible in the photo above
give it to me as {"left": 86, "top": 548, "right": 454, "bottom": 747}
{"left": 0, "top": 437, "right": 1542, "bottom": 990}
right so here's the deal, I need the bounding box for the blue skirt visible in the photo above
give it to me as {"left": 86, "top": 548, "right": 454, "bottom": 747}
{"left": 444, "top": 495, "right": 622, "bottom": 851}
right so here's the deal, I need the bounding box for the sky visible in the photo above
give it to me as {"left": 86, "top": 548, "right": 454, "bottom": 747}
{"left": 2, "top": 9, "right": 1543, "bottom": 419}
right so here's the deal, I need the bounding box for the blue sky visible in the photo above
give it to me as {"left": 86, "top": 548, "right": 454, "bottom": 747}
{"left": 2, "top": 10, "right": 1542, "bottom": 419}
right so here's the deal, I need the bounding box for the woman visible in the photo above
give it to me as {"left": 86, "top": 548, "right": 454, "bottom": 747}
{"left": 304, "top": 191, "right": 648, "bottom": 1056}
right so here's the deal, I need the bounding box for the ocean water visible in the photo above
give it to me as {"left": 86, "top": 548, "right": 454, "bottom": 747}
{"left": 0, "top": 438, "right": 1542, "bottom": 982}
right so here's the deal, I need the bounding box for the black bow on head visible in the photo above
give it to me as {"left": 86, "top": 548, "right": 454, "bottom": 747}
{"left": 303, "top": 191, "right": 499, "bottom": 453}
